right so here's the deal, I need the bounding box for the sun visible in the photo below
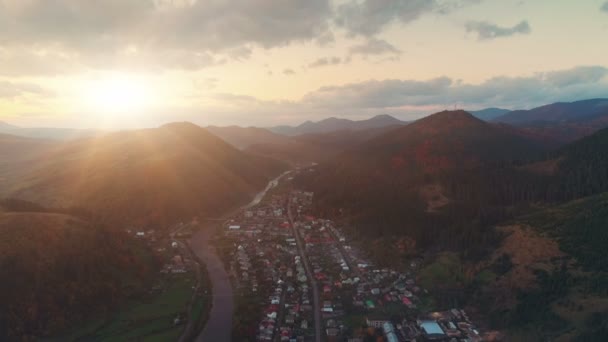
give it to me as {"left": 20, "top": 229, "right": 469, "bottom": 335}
{"left": 84, "top": 74, "right": 151, "bottom": 114}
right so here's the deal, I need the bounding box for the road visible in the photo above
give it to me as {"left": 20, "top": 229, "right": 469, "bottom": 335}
{"left": 189, "top": 171, "right": 292, "bottom": 342}
{"left": 326, "top": 227, "right": 366, "bottom": 282}
{"left": 287, "top": 195, "right": 322, "bottom": 342}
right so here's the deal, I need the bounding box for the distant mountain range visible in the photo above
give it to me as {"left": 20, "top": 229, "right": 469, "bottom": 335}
{"left": 0, "top": 121, "right": 99, "bottom": 140}
{"left": 208, "top": 123, "right": 402, "bottom": 164}
{"left": 268, "top": 114, "right": 406, "bottom": 136}
{"left": 492, "top": 98, "right": 608, "bottom": 143}
{"left": 493, "top": 98, "right": 608, "bottom": 124}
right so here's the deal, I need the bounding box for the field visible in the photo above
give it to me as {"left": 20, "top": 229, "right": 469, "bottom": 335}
{"left": 65, "top": 273, "right": 197, "bottom": 341}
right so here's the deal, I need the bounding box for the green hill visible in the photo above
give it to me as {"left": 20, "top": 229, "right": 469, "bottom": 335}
{"left": 0, "top": 209, "right": 155, "bottom": 340}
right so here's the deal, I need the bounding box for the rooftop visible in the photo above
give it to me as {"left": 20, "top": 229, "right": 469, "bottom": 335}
{"left": 420, "top": 321, "right": 446, "bottom": 336}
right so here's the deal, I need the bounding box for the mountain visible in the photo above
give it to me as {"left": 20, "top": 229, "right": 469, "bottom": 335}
{"left": 494, "top": 98, "right": 608, "bottom": 124}
{"left": 296, "top": 110, "right": 548, "bottom": 251}
{"left": 268, "top": 114, "right": 406, "bottom": 136}
{"left": 492, "top": 99, "right": 608, "bottom": 143}
{"left": 353, "top": 110, "right": 544, "bottom": 170}
{"left": 0, "top": 205, "right": 154, "bottom": 339}
{"left": 249, "top": 124, "right": 404, "bottom": 164}
{"left": 206, "top": 125, "right": 291, "bottom": 149}
{"left": 0, "top": 121, "right": 100, "bottom": 140}
{"left": 291, "top": 111, "right": 608, "bottom": 340}
{"left": 6, "top": 122, "right": 286, "bottom": 227}
{"left": 0, "top": 133, "right": 55, "bottom": 162}
{"left": 0, "top": 134, "right": 58, "bottom": 196}
{"left": 207, "top": 123, "right": 402, "bottom": 165}
{"left": 469, "top": 108, "right": 511, "bottom": 121}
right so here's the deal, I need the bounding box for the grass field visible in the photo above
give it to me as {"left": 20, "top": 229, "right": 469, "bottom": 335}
{"left": 66, "top": 273, "right": 196, "bottom": 341}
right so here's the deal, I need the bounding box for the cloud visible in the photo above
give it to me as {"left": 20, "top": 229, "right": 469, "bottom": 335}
{"left": 303, "top": 77, "right": 453, "bottom": 108}
{"left": 349, "top": 38, "right": 402, "bottom": 57}
{"left": 0, "top": 0, "right": 333, "bottom": 72}
{"left": 189, "top": 65, "right": 608, "bottom": 125}
{"left": 335, "top": 0, "right": 481, "bottom": 37}
{"left": 0, "top": 81, "right": 54, "bottom": 99}
{"left": 300, "top": 65, "right": 608, "bottom": 111}
{"left": 308, "top": 57, "right": 343, "bottom": 68}
{"left": 543, "top": 66, "right": 608, "bottom": 87}
{"left": 602, "top": 1, "right": 608, "bottom": 12}
{"left": 119, "top": 64, "right": 608, "bottom": 128}
{"left": 0, "top": 48, "right": 80, "bottom": 76}
{"left": 466, "top": 20, "right": 531, "bottom": 40}
{"left": 283, "top": 68, "right": 296, "bottom": 76}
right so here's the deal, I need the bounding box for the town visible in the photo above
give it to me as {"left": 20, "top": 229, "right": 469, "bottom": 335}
{"left": 215, "top": 171, "right": 487, "bottom": 342}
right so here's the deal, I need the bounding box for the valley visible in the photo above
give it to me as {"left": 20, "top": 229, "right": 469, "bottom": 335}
{"left": 2, "top": 99, "right": 608, "bottom": 341}
{"left": 1, "top": 4, "right": 606, "bottom": 341}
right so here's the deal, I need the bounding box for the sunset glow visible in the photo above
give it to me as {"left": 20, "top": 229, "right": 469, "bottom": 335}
{"left": 83, "top": 75, "right": 152, "bottom": 115}
{"left": 0, "top": 0, "right": 606, "bottom": 128}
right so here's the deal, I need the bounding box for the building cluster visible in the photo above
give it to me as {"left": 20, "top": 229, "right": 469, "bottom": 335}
{"left": 222, "top": 176, "right": 487, "bottom": 342}
{"left": 222, "top": 193, "right": 316, "bottom": 341}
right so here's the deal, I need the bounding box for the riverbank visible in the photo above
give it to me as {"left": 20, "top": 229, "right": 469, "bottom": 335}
{"left": 189, "top": 171, "right": 292, "bottom": 341}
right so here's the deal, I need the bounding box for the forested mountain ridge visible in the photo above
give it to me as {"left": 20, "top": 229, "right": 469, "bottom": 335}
{"left": 5, "top": 122, "right": 287, "bottom": 228}
{"left": 294, "top": 109, "right": 608, "bottom": 341}
{"left": 296, "top": 110, "right": 608, "bottom": 254}
{"left": 295, "top": 110, "right": 551, "bottom": 253}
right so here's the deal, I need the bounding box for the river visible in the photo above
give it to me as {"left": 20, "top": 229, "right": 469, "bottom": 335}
{"left": 190, "top": 171, "right": 291, "bottom": 342}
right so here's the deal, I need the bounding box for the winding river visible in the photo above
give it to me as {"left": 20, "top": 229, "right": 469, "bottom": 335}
{"left": 190, "top": 171, "right": 291, "bottom": 342}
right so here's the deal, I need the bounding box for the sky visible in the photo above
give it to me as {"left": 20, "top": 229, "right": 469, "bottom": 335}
{"left": 0, "top": 0, "right": 607, "bottom": 129}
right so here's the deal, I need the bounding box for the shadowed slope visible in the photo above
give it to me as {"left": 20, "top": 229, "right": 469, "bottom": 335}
{"left": 9, "top": 122, "right": 286, "bottom": 227}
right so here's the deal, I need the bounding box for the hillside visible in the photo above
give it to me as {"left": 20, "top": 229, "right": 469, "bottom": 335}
{"left": 547, "top": 127, "right": 608, "bottom": 199}
{"left": 7, "top": 122, "right": 287, "bottom": 227}
{"left": 0, "top": 134, "right": 58, "bottom": 196}
{"left": 493, "top": 99, "right": 608, "bottom": 143}
{"left": 296, "top": 110, "right": 549, "bottom": 251}
{"left": 0, "top": 133, "right": 55, "bottom": 162}
{"left": 269, "top": 114, "right": 406, "bottom": 136}
{"left": 291, "top": 112, "right": 608, "bottom": 339}
{"left": 467, "top": 192, "right": 608, "bottom": 341}
{"left": 0, "top": 209, "right": 154, "bottom": 340}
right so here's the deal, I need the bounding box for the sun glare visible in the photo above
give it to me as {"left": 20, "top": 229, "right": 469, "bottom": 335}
{"left": 84, "top": 75, "right": 151, "bottom": 115}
